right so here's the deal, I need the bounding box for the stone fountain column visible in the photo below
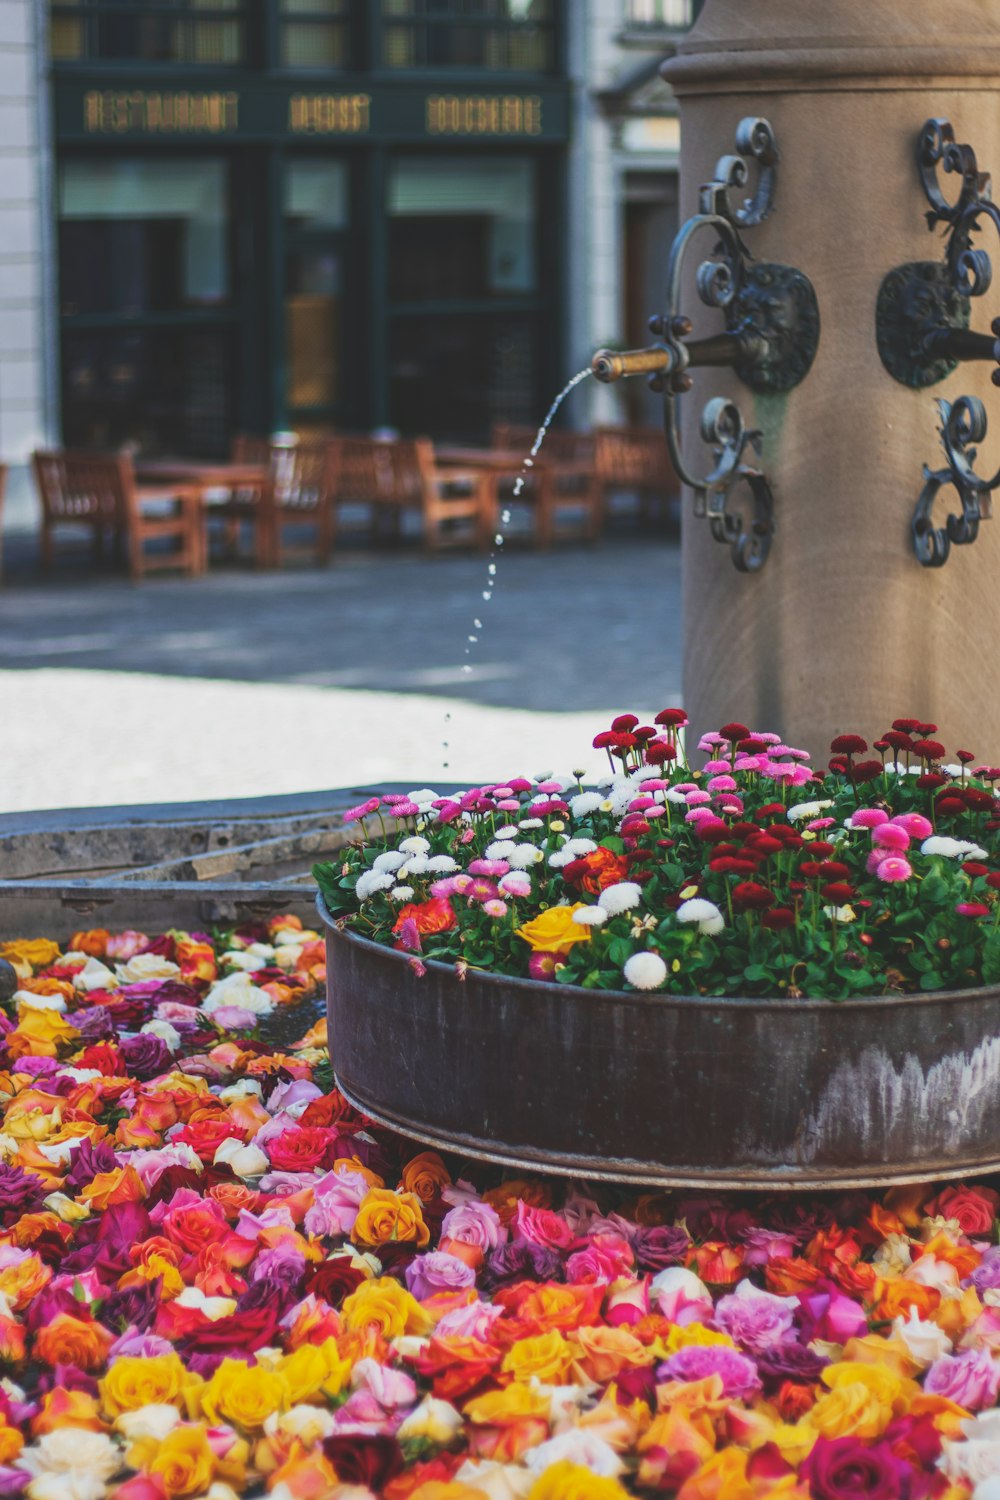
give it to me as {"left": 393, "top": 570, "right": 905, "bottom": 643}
{"left": 661, "top": 0, "right": 1000, "bottom": 760}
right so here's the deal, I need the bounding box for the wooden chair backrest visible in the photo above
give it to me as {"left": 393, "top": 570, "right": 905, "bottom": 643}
{"left": 492, "top": 422, "right": 594, "bottom": 464}
{"left": 231, "top": 434, "right": 272, "bottom": 465}
{"left": 269, "top": 438, "right": 340, "bottom": 513}
{"left": 356, "top": 438, "right": 434, "bottom": 507}
{"left": 33, "top": 449, "right": 130, "bottom": 526}
{"left": 335, "top": 435, "right": 400, "bottom": 504}
{"left": 594, "top": 425, "right": 672, "bottom": 488}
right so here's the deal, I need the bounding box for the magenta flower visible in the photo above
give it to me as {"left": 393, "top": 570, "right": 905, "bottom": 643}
{"left": 468, "top": 859, "right": 510, "bottom": 877}
{"left": 482, "top": 899, "right": 508, "bottom": 918}
{"left": 343, "top": 797, "right": 381, "bottom": 824}
{"left": 851, "top": 808, "right": 889, "bottom": 829}
{"left": 892, "top": 811, "right": 934, "bottom": 839}
{"left": 657, "top": 1345, "right": 762, "bottom": 1400}
{"left": 528, "top": 951, "right": 561, "bottom": 980}
{"left": 956, "top": 901, "right": 991, "bottom": 917}
{"left": 468, "top": 878, "right": 500, "bottom": 904}
{"left": 873, "top": 822, "right": 910, "bottom": 851}
{"left": 876, "top": 855, "right": 913, "bottom": 882}
{"left": 707, "top": 775, "right": 738, "bottom": 792}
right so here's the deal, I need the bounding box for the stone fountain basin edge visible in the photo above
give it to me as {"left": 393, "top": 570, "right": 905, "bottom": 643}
{"left": 321, "top": 898, "right": 1000, "bottom": 1191}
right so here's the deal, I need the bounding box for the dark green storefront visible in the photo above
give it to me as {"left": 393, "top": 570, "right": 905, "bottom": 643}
{"left": 49, "top": 3, "right": 570, "bottom": 457}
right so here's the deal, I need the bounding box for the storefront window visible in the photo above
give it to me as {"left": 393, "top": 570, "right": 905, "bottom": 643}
{"left": 59, "top": 159, "right": 228, "bottom": 317}
{"left": 279, "top": 0, "right": 350, "bottom": 67}
{"left": 284, "top": 160, "right": 349, "bottom": 420}
{"left": 388, "top": 156, "right": 536, "bottom": 301}
{"left": 49, "top": 1, "right": 245, "bottom": 64}
{"left": 387, "top": 155, "right": 541, "bottom": 437}
{"left": 59, "top": 158, "right": 233, "bottom": 455}
{"left": 382, "top": 0, "right": 554, "bottom": 71}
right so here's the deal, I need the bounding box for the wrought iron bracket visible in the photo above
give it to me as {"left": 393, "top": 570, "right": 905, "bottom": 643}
{"left": 878, "top": 120, "right": 1000, "bottom": 564}
{"left": 878, "top": 118, "right": 1000, "bottom": 390}
{"left": 592, "top": 118, "right": 820, "bottom": 573}
{"left": 912, "top": 397, "right": 997, "bottom": 567}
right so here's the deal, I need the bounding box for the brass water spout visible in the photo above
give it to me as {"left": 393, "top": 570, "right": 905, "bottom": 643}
{"left": 592, "top": 326, "right": 760, "bottom": 390}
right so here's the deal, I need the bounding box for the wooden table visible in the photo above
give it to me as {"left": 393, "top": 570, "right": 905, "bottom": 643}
{"left": 134, "top": 461, "right": 270, "bottom": 571}
{"left": 434, "top": 446, "right": 553, "bottom": 545}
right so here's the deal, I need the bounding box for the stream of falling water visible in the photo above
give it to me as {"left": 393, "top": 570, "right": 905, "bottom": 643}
{"left": 441, "top": 366, "right": 594, "bottom": 774}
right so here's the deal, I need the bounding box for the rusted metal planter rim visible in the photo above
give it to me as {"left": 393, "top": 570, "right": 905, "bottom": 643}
{"left": 318, "top": 897, "right": 1000, "bottom": 1013}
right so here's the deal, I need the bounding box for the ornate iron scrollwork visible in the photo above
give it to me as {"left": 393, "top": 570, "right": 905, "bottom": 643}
{"left": 912, "top": 397, "right": 998, "bottom": 567}
{"left": 592, "top": 118, "right": 820, "bottom": 573}
{"left": 878, "top": 119, "right": 1000, "bottom": 389}
{"left": 878, "top": 119, "right": 1000, "bottom": 565}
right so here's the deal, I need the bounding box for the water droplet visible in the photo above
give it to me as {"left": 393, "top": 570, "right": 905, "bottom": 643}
{"left": 494, "top": 534, "right": 504, "bottom": 546}
{"left": 473, "top": 618, "right": 482, "bottom": 629}
{"left": 468, "top": 634, "right": 478, "bottom": 643}
{"left": 501, "top": 510, "right": 511, "bottom": 524}
{"left": 482, "top": 590, "right": 492, "bottom": 600}
{"left": 524, "top": 457, "right": 534, "bottom": 468}
{"left": 513, "top": 479, "right": 524, "bottom": 496}
{"left": 488, "top": 563, "right": 497, "bottom": 576}
{"left": 462, "top": 664, "right": 472, "bottom": 674}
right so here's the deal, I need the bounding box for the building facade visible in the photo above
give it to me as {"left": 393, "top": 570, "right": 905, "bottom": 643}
{"left": 1, "top": 1, "right": 698, "bottom": 531}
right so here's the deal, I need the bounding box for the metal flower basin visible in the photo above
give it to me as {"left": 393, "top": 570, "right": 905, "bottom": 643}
{"left": 321, "top": 902, "right": 1000, "bottom": 1191}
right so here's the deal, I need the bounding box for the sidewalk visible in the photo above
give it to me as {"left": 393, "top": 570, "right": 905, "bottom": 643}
{"left": 0, "top": 537, "right": 683, "bottom": 812}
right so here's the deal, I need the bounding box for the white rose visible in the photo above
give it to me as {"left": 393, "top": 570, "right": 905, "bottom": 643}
{"left": 18, "top": 1429, "right": 121, "bottom": 1481}
{"left": 397, "top": 1397, "right": 465, "bottom": 1445}
{"left": 213, "top": 1137, "right": 269, "bottom": 1179}
{"left": 892, "top": 1308, "right": 952, "bottom": 1367}
{"left": 14, "top": 990, "right": 66, "bottom": 1013}
{"left": 173, "top": 1286, "right": 236, "bottom": 1320}
{"left": 453, "top": 1460, "right": 534, "bottom": 1500}
{"left": 141, "top": 1020, "right": 181, "bottom": 1052}
{"left": 114, "top": 1405, "right": 182, "bottom": 1443}
{"left": 73, "top": 958, "right": 120, "bottom": 993}
{"left": 27, "top": 1476, "right": 108, "bottom": 1500}
{"left": 202, "top": 971, "right": 274, "bottom": 1016}
{"left": 523, "top": 1429, "right": 624, "bottom": 1477}
{"left": 116, "top": 953, "right": 180, "bottom": 984}
{"left": 263, "top": 1404, "right": 338, "bottom": 1445}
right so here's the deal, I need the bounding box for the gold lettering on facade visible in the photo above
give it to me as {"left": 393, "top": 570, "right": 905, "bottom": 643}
{"left": 288, "top": 94, "right": 371, "bottom": 134}
{"left": 82, "top": 91, "right": 239, "bottom": 133}
{"left": 425, "top": 94, "right": 542, "bottom": 136}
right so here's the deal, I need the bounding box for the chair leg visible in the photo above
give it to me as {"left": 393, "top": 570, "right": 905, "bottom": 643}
{"left": 40, "top": 522, "right": 53, "bottom": 571}
{"left": 127, "top": 528, "right": 144, "bottom": 583}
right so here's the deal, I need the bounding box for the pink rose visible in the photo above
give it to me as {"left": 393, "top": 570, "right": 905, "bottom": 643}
{"left": 924, "top": 1348, "right": 1000, "bottom": 1410}
{"left": 303, "top": 1169, "right": 371, "bottom": 1238}
{"left": 650, "top": 1267, "right": 713, "bottom": 1326}
{"left": 715, "top": 1279, "right": 798, "bottom": 1352}
{"left": 797, "top": 1280, "right": 869, "bottom": 1344}
{"left": 565, "top": 1234, "right": 635, "bottom": 1285}
{"left": 440, "top": 1200, "right": 506, "bottom": 1254}
{"left": 514, "top": 1201, "right": 576, "bottom": 1251}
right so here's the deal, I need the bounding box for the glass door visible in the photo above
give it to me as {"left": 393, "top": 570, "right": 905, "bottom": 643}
{"left": 283, "top": 158, "right": 351, "bottom": 434}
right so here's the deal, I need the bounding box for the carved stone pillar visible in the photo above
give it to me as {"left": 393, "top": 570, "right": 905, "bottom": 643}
{"left": 662, "top": 0, "right": 1000, "bottom": 759}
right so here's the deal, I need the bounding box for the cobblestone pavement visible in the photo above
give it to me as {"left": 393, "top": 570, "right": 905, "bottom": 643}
{"left": 0, "top": 532, "right": 683, "bottom": 810}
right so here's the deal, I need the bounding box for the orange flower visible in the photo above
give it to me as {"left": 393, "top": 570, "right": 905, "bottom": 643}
{"left": 694, "top": 1241, "right": 744, "bottom": 1285}
{"left": 401, "top": 1151, "right": 451, "bottom": 1203}
{"left": 0, "top": 1427, "right": 22, "bottom": 1467}
{"left": 884, "top": 1183, "right": 932, "bottom": 1229}
{"left": 174, "top": 938, "right": 218, "bottom": 985}
{"left": 68, "top": 929, "right": 110, "bottom": 958}
{"left": 875, "top": 1278, "right": 941, "bottom": 1322}
{"left": 463, "top": 1384, "right": 551, "bottom": 1463}
{"left": 499, "top": 1281, "right": 605, "bottom": 1334}
{"left": 482, "top": 1178, "right": 552, "bottom": 1224}
{"left": 7, "top": 1009, "right": 80, "bottom": 1059}
{"left": 79, "top": 1164, "right": 145, "bottom": 1209}
{"left": 918, "top": 1231, "right": 981, "bottom": 1280}
{"left": 867, "top": 1203, "right": 908, "bottom": 1239}
{"left": 764, "top": 1258, "right": 824, "bottom": 1296}
{"left": 393, "top": 897, "right": 457, "bottom": 937}
{"left": 34, "top": 1312, "right": 112, "bottom": 1370}
{"left": 0, "top": 1251, "right": 51, "bottom": 1310}
{"left": 0, "top": 939, "right": 61, "bottom": 970}
{"left": 32, "top": 1386, "right": 107, "bottom": 1434}
{"left": 638, "top": 1407, "right": 716, "bottom": 1491}
{"left": 570, "top": 1325, "right": 653, "bottom": 1385}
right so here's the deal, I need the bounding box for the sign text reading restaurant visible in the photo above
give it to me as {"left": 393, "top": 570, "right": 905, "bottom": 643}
{"left": 80, "top": 90, "right": 547, "bottom": 139}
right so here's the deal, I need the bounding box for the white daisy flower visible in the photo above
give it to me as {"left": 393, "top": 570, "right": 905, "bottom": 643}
{"left": 355, "top": 870, "right": 395, "bottom": 900}
{"left": 570, "top": 792, "right": 604, "bottom": 819}
{"left": 624, "top": 951, "right": 668, "bottom": 990}
{"left": 506, "top": 844, "right": 544, "bottom": 868}
{"left": 675, "top": 898, "right": 725, "bottom": 935}
{"left": 372, "top": 851, "right": 407, "bottom": 873}
{"left": 391, "top": 886, "right": 415, "bottom": 901}
{"left": 787, "top": 799, "right": 834, "bottom": 822}
{"left": 564, "top": 838, "right": 598, "bottom": 855}
{"left": 425, "top": 855, "right": 459, "bottom": 873}
{"left": 598, "top": 882, "right": 644, "bottom": 915}
{"left": 518, "top": 818, "right": 544, "bottom": 830}
{"left": 921, "top": 836, "right": 988, "bottom": 859}
{"left": 572, "top": 907, "right": 608, "bottom": 926}
{"left": 398, "top": 835, "right": 431, "bottom": 854}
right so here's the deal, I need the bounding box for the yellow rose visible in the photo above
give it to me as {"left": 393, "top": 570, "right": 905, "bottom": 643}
{"left": 821, "top": 1360, "right": 915, "bottom": 1416}
{"left": 464, "top": 1384, "right": 551, "bottom": 1426}
{"left": 0, "top": 1426, "right": 22, "bottom": 1466}
{"left": 501, "top": 1330, "right": 575, "bottom": 1384}
{"left": 100, "top": 1354, "right": 199, "bottom": 1418}
{"left": 7, "top": 1010, "right": 80, "bottom": 1059}
{"left": 653, "top": 1322, "right": 736, "bottom": 1358}
{"left": 807, "top": 1381, "right": 893, "bottom": 1441}
{"left": 0, "top": 940, "right": 61, "bottom": 971}
{"left": 352, "top": 1187, "right": 430, "bottom": 1249}
{"left": 528, "top": 1459, "right": 630, "bottom": 1500}
{"left": 139, "top": 1426, "right": 215, "bottom": 1497}
{"left": 274, "top": 1340, "right": 352, "bottom": 1403}
{"left": 570, "top": 1325, "right": 653, "bottom": 1385}
{"left": 200, "top": 1359, "right": 289, "bottom": 1430}
{"left": 341, "top": 1276, "right": 434, "bottom": 1338}
{"left": 515, "top": 904, "right": 592, "bottom": 955}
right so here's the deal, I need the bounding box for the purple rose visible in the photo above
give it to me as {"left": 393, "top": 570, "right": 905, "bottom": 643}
{"left": 740, "top": 1227, "right": 802, "bottom": 1266}
{"left": 971, "top": 1245, "right": 1000, "bottom": 1294}
{"left": 797, "top": 1279, "right": 869, "bottom": 1345}
{"left": 0, "top": 1166, "right": 46, "bottom": 1216}
{"left": 924, "top": 1347, "right": 1000, "bottom": 1410}
{"left": 755, "top": 1340, "right": 830, "bottom": 1387}
{"left": 98, "top": 1280, "right": 160, "bottom": 1335}
{"left": 714, "top": 1283, "right": 798, "bottom": 1352}
{"left": 64, "top": 1137, "right": 118, "bottom": 1191}
{"left": 634, "top": 1224, "right": 692, "bottom": 1273}
{"left": 73, "top": 1007, "right": 116, "bottom": 1042}
{"left": 675, "top": 1195, "right": 754, "bottom": 1242}
{"left": 481, "top": 1236, "right": 563, "bottom": 1290}
{"left": 801, "top": 1435, "right": 907, "bottom": 1499}
{"left": 120, "top": 1033, "right": 172, "bottom": 1081}
{"left": 656, "top": 1344, "right": 762, "bottom": 1400}
{"left": 405, "top": 1251, "right": 476, "bottom": 1301}
{"left": 0, "top": 1468, "right": 28, "bottom": 1497}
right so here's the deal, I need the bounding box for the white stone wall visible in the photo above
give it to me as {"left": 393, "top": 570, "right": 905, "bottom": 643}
{"left": 0, "top": 0, "right": 48, "bottom": 535}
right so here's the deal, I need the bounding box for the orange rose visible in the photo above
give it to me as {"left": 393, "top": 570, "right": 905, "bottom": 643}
{"left": 875, "top": 1279, "right": 941, "bottom": 1322}
{"left": 638, "top": 1408, "right": 715, "bottom": 1491}
{"left": 883, "top": 1184, "right": 932, "bottom": 1229}
{"left": 499, "top": 1281, "right": 605, "bottom": 1334}
{"left": 352, "top": 1188, "right": 430, "bottom": 1249}
{"left": 571, "top": 1325, "right": 652, "bottom": 1384}
{"left": 80, "top": 1164, "right": 145, "bottom": 1209}
{"left": 0, "top": 1251, "right": 51, "bottom": 1310}
{"left": 34, "top": 1312, "right": 112, "bottom": 1370}
{"left": 32, "top": 1386, "right": 106, "bottom": 1434}
{"left": 482, "top": 1179, "right": 552, "bottom": 1225}
{"left": 175, "top": 938, "right": 218, "bottom": 985}
{"left": 69, "top": 929, "right": 110, "bottom": 958}
{"left": 401, "top": 1151, "right": 451, "bottom": 1203}
{"left": 393, "top": 897, "right": 457, "bottom": 938}
{"left": 694, "top": 1242, "right": 744, "bottom": 1285}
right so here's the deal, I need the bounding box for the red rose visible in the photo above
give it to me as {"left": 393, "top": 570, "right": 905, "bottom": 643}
{"left": 305, "top": 1259, "right": 368, "bottom": 1306}
{"left": 925, "top": 1185, "right": 999, "bottom": 1236}
{"left": 322, "top": 1435, "right": 404, "bottom": 1491}
{"left": 266, "top": 1126, "right": 335, "bottom": 1173}
{"left": 174, "top": 1118, "right": 244, "bottom": 1164}
{"left": 177, "top": 1303, "right": 280, "bottom": 1354}
{"left": 298, "top": 1091, "right": 357, "bottom": 1129}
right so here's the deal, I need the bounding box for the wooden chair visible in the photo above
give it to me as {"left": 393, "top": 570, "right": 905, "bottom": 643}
{"left": 373, "top": 439, "right": 491, "bottom": 552}
{"left": 594, "top": 424, "right": 679, "bottom": 533}
{"left": 491, "top": 422, "right": 600, "bottom": 545}
{"left": 268, "top": 437, "right": 341, "bottom": 566}
{"left": 32, "top": 450, "right": 202, "bottom": 581}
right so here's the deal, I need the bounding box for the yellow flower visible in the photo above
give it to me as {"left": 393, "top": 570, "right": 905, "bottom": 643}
{"left": 0, "top": 939, "right": 61, "bottom": 971}
{"left": 140, "top": 1426, "right": 214, "bottom": 1497}
{"left": 352, "top": 1187, "right": 431, "bottom": 1249}
{"left": 200, "top": 1359, "right": 289, "bottom": 1431}
{"left": 807, "top": 1380, "right": 894, "bottom": 1441}
{"left": 653, "top": 1322, "right": 736, "bottom": 1358}
{"left": 341, "top": 1276, "right": 434, "bottom": 1338}
{"left": 463, "top": 1384, "right": 551, "bottom": 1426}
{"left": 821, "top": 1360, "right": 915, "bottom": 1416}
{"left": 501, "top": 1330, "right": 575, "bottom": 1384}
{"left": 7, "top": 1010, "right": 80, "bottom": 1059}
{"left": 515, "top": 904, "right": 592, "bottom": 955}
{"left": 528, "top": 1459, "right": 630, "bottom": 1500}
{"left": 274, "top": 1340, "right": 352, "bottom": 1403}
{"left": 100, "top": 1353, "right": 200, "bottom": 1418}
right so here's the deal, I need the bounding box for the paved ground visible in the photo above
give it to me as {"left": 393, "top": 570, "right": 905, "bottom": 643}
{"left": 0, "top": 530, "right": 683, "bottom": 811}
